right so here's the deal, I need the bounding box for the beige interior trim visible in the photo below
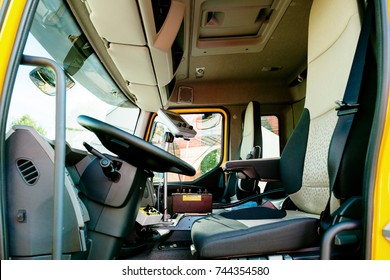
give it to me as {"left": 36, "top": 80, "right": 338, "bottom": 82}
{"left": 191, "top": 0, "right": 291, "bottom": 56}
{"left": 84, "top": 0, "right": 186, "bottom": 112}
{"left": 108, "top": 44, "right": 157, "bottom": 86}
{"left": 305, "top": 0, "right": 361, "bottom": 118}
{"left": 138, "top": 0, "right": 186, "bottom": 86}
{"left": 84, "top": 0, "right": 146, "bottom": 45}
{"left": 127, "top": 83, "right": 162, "bottom": 112}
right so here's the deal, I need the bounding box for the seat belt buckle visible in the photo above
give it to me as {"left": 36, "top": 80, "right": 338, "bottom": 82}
{"left": 335, "top": 100, "right": 359, "bottom": 116}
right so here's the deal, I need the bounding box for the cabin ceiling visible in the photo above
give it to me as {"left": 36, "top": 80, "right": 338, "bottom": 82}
{"left": 178, "top": 0, "right": 312, "bottom": 83}
{"left": 68, "top": 0, "right": 313, "bottom": 110}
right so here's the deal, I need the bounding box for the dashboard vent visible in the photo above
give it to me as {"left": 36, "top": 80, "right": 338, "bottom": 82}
{"left": 16, "top": 158, "right": 39, "bottom": 186}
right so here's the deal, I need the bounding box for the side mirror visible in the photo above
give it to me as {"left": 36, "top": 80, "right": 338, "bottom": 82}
{"left": 196, "top": 113, "right": 221, "bottom": 130}
{"left": 29, "top": 66, "right": 75, "bottom": 96}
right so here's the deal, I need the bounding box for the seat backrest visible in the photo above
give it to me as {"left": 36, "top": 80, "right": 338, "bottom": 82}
{"left": 280, "top": 0, "right": 362, "bottom": 215}
{"left": 226, "top": 101, "right": 262, "bottom": 201}
{"left": 240, "top": 101, "right": 262, "bottom": 160}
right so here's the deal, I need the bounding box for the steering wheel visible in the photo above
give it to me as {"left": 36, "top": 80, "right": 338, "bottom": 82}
{"left": 77, "top": 115, "right": 196, "bottom": 176}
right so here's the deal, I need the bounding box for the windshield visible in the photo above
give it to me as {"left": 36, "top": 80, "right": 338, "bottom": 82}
{"left": 6, "top": 0, "right": 139, "bottom": 151}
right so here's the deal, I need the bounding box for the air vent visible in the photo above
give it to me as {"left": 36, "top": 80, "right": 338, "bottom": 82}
{"left": 178, "top": 86, "right": 194, "bottom": 103}
{"left": 16, "top": 158, "right": 39, "bottom": 186}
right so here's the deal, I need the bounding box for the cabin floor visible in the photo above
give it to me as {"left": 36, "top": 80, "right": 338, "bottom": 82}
{"left": 119, "top": 229, "right": 197, "bottom": 260}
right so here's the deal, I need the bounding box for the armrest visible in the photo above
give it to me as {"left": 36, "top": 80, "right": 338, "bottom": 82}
{"left": 223, "top": 157, "right": 280, "bottom": 181}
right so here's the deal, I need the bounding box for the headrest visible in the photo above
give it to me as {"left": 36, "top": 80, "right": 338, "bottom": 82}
{"left": 305, "top": 0, "right": 361, "bottom": 118}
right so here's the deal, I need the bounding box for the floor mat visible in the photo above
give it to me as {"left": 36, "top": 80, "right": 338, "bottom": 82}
{"left": 158, "top": 240, "right": 193, "bottom": 250}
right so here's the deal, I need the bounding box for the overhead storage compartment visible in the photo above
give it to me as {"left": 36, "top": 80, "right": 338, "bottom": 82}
{"left": 138, "top": 0, "right": 185, "bottom": 86}
{"left": 107, "top": 44, "right": 157, "bottom": 86}
{"left": 85, "top": 0, "right": 146, "bottom": 45}
{"left": 83, "top": 0, "right": 185, "bottom": 111}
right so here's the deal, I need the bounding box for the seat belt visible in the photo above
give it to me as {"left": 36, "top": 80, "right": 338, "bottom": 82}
{"left": 320, "top": 0, "right": 374, "bottom": 233}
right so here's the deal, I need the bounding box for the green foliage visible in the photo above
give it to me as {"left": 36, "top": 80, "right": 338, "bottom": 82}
{"left": 12, "top": 114, "right": 47, "bottom": 136}
{"left": 200, "top": 148, "right": 220, "bottom": 175}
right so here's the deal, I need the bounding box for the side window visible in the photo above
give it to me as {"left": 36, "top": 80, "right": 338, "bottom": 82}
{"left": 6, "top": 34, "right": 140, "bottom": 154}
{"left": 150, "top": 111, "right": 224, "bottom": 182}
{"left": 261, "top": 115, "right": 280, "bottom": 157}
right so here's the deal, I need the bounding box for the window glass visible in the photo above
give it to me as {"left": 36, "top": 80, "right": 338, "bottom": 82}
{"left": 261, "top": 115, "right": 280, "bottom": 157}
{"left": 150, "top": 112, "right": 224, "bottom": 182}
{"left": 6, "top": 0, "right": 139, "bottom": 154}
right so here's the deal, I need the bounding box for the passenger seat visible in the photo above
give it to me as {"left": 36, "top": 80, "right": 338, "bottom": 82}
{"left": 191, "top": 0, "right": 373, "bottom": 259}
{"left": 223, "top": 101, "right": 262, "bottom": 203}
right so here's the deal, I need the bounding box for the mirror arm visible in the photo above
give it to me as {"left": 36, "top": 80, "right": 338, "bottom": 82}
{"left": 21, "top": 55, "right": 66, "bottom": 260}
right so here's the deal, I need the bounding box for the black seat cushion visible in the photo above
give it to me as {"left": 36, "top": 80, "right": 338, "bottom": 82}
{"left": 191, "top": 212, "right": 320, "bottom": 258}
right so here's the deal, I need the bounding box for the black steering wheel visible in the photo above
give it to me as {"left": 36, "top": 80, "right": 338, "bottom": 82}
{"left": 77, "top": 115, "right": 196, "bottom": 176}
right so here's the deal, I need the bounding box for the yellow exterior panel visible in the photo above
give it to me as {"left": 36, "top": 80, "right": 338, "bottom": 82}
{"left": 371, "top": 89, "right": 390, "bottom": 260}
{"left": 0, "top": 0, "right": 26, "bottom": 98}
{"left": 370, "top": 0, "right": 390, "bottom": 261}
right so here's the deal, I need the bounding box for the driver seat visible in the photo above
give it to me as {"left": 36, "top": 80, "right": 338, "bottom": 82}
{"left": 191, "top": 0, "right": 374, "bottom": 259}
